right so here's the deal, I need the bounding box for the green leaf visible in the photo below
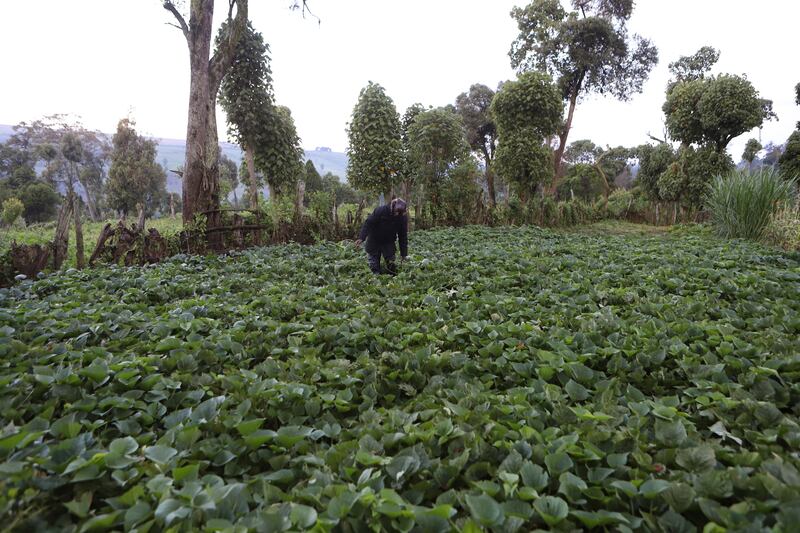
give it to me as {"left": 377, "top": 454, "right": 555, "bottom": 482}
{"left": 109, "top": 436, "right": 139, "bottom": 456}
{"left": 545, "top": 452, "right": 573, "bottom": 476}
{"left": 79, "top": 511, "right": 122, "bottom": 532}
{"left": 655, "top": 419, "right": 687, "bottom": 447}
{"left": 156, "top": 337, "right": 182, "bottom": 352}
{"left": 640, "top": 479, "right": 671, "bottom": 498}
{"left": 533, "top": 496, "right": 569, "bottom": 526}
{"left": 144, "top": 445, "right": 178, "bottom": 465}
{"left": 290, "top": 504, "right": 318, "bottom": 528}
{"left": 464, "top": 493, "right": 504, "bottom": 527}
{"left": 676, "top": 446, "right": 716, "bottom": 472}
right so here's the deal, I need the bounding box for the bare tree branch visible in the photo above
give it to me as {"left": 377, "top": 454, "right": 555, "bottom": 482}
{"left": 162, "top": 0, "right": 189, "bottom": 42}
{"left": 290, "top": 0, "right": 321, "bottom": 25}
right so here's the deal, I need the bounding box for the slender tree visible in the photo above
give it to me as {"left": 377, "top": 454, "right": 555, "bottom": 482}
{"left": 456, "top": 84, "right": 499, "bottom": 207}
{"left": 491, "top": 71, "right": 563, "bottom": 201}
{"left": 216, "top": 20, "right": 273, "bottom": 210}
{"left": 254, "top": 105, "right": 304, "bottom": 199}
{"left": 742, "top": 138, "right": 762, "bottom": 168}
{"left": 509, "top": 0, "right": 658, "bottom": 189}
{"left": 346, "top": 82, "right": 403, "bottom": 200}
{"left": 406, "top": 107, "right": 469, "bottom": 223}
{"left": 106, "top": 119, "right": 167, "bottom": 217}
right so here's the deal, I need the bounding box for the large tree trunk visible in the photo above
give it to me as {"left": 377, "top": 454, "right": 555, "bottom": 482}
{"left": 52, "top": 195, "right": 72, "bottom": 270}
{"left": 245, "top": 144, "right": 259, "bottom": 209}
{"left": 164, "top": 0, "right": 248, "bottom": 227}
{"left": 73, "top": 194, "right": 85, "bottom": 269}
{"left": 485, "top": 161, "right": 497, "bottom": 209}
{"left": 551, "top": 78, "right": 583, "bottom": 195}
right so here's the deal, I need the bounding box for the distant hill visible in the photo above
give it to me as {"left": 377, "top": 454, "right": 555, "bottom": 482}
{"left": 0, "top": 124, "right": 348, "bottom": 196}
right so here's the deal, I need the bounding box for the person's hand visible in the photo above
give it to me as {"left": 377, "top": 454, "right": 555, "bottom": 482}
{"left": 354, "top": 239, "right": 362, "bottom": 247}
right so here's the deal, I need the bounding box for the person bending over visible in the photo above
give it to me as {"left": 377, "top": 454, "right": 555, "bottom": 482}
{"left": 356, "top": 198, "right": 408, "bottom": 275}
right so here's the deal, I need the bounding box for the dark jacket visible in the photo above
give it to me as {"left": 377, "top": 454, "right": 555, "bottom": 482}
{"left": 359, "top": 205, "right": 408, "bottom": 257}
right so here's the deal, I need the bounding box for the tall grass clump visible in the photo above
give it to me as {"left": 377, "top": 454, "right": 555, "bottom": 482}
{"left": 706, "top": 168, "right": 796, "bottom": 240}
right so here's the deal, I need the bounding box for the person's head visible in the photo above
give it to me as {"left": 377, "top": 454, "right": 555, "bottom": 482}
{"left": 390, "top": 198, "right": 407, "bottom": 216}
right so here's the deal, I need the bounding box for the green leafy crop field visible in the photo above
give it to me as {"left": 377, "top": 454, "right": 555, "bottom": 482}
{"left": 1, "top": 226, "right": 799, "bottom": 531}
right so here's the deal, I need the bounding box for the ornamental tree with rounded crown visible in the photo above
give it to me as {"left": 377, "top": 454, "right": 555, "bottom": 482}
{"left": 346, "top": 82, "right": 403, "bottom": 201}
{"left": 663, "top": 74, "right": 775, "bottom": 154}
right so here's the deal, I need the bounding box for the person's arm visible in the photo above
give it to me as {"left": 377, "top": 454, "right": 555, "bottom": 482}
{"left": 359, "top": 208, "right": 378, "bottom": 242}
{"left": 398, "top": 214, "right": 408, "bottom": 258}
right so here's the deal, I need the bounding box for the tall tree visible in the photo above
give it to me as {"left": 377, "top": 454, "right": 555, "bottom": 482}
{"left": 491, "top": 71, "right": 563, "bottom": 201}
{"left": 509, "top": 0, "right": 658, "bottom": 189}
{"left": 106, "top": 119, "right": 167, "bottom": 216}
{"left": 742, "top": 138, "right": 762, "bottom": 168}
{"left": 254, "top": 105, "right": 304, "bottom": 199}
{"left": 304, "top": 160, "right": 324, "bottom": 194}
{"left": 779, "top": 84, "right": 800, "bottom": 178}
{"left": 400, "top": 103, "right": 426, "bottom": 203}
{"left": 162, "top": 0, "right": 248, "bottom": 224}
{"left": 218, "top": 152, "right": 239, "bottom": 206}
{"left": 216, "top": 20, "right": 272, "bottom": 210}
{"left": 406, "top": 107, "right": 469, "bottom": 222}
{"left": 346, "top": 82, "right": 403, "bottom": 200}
{"left": 455, "top": 84, "right": 499, "bottom": 207}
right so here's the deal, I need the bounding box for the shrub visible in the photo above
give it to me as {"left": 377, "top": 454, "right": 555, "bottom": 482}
{"left": 2, "top": 197, "right": 24, "bottom": 227}
{"left": 706, "top": 168, "right": 796, "bottom": 240}
{"left": 765, "top": 198, "right": 800, "bottom": 250}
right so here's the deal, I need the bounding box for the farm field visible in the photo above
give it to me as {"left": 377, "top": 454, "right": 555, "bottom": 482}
{"left": 1, "top": 225, "right": 799, "bottom": 531}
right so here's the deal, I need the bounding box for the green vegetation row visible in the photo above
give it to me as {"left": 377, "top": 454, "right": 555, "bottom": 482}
{"left": 1, "top": 226, "right": 799, "bottom": 531}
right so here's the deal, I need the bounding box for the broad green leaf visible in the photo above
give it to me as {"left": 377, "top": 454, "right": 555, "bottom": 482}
{"left": 533, "top": 496, "right": 569, "bottom": 526}
{"left": 464, "top": 493, "right": 504, "bottom": 527}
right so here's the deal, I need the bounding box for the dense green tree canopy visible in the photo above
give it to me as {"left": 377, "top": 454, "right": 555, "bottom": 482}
{"left": 491, "top": 71, "right": 563, "bottom": 138}
{"left": 106, "top": 119, "right": 167, "bottom": 216}
{"left": 254, "top": 105, "right": 304, "bottom": 198}
{"left": 346, "top": 82, "right": 403, "bottom": 198}
{"left": 635, "top": 143, "right": 677, "bottom": 201}
{"left": 456, "top": 84, "right": 499, "bottom": 206}
{"left": 664, "top": 74, "right": 775, "bottom": 153}
{"left": 742, "top": 138, "right": 762, "bottom": 165}
{"left": 491, "top": 72, "right": 562, "bottom": 198}
{"left": 564, "top": 139, "right": 602, "bottom": 165}
{"left": 779, "top": 131, "right": 800, "bottom": 179}
{"left": 18, "top": 183, "right": 59, "bottom": 223}
{"left": 509, "top": 0, "right": 657, "bottom": 184}
{"left": 494, "top": 130, "right": 554, "bottom": 200}
{"left": 668, "top": 46, "right": 720, "bottom": 84}
{"left": 304, "top": 160, "right": 323, "bottom": 194}
{"left": 658, "top": 145, "right": 733, "bottom": 208}
{"left": 217, "top": 21, "right": 273, "bottom": 148}
{"left": 406, "top": 107, "right": 469, "bottom": 194}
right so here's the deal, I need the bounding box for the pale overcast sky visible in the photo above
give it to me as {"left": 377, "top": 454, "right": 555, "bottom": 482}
{"left": 1, "top": 0, "right": 798, "bottom": 161}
